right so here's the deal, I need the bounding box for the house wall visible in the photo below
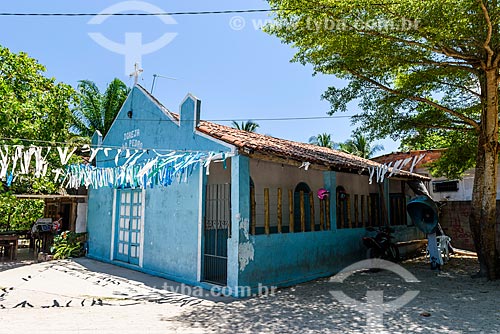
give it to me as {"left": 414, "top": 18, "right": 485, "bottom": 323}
{"left": 439, "top": 201, "right": 476, "bottom": 251}
{"left": 248, "top": 161, "right": 384, "bottom": 231}
{"left": 86, "top": 89, "right": 232, "bottom": 285}
{"left": 76, "top": 203, "right": 88, "bottom": 233}
{"left": 249, "top": 159, "right": 324, "bottom": 230}
{"left": 87, "top": 188, "right": 114, "bottom": 259}
{"left": 207, "top": 161, "right": 231, "bottom": 185}
{"left": 236, "top": 167, "right": 424, "bottom": 293}
{"left": 238, "top": 212, "right": 424, "bottom": 290}
{"left": 425, "top": 165, "right": 500, "bottom": 201}
{"left": 336, "top": 172, "right": 376, "bottom": 195}
{"left": 141, "top": 172, "right": 203, "bottom": 282}
{"left": 429, "top": 169, "right": 474, "bottom": 201}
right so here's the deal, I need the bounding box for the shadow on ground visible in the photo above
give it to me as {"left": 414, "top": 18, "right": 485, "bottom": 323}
{"left": 165, "top": 256, "right": 500, "bottom": 334}
{"left": 69, "top": 258, "right": 235, "bottom": 304}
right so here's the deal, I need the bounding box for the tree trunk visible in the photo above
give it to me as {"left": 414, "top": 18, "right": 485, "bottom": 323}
{"left": 470, "top": 68, "right": 500, "bottom": 280}
{"left": 470, "top": 135, "right": 487, "bottom": 275}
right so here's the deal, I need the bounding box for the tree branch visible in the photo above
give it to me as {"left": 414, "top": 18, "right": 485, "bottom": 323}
{"left": 477, "top": 0, "right": 495, "bottom": 66}
{"left": 408, "top": 123, "right": 475, "bottom": 131}
{"left": 439, "top": 46, "right": 481, "bottom": 63}
{"left": 326, "top": 14, "right": 481, "bottom": 66}
{"left": 430, "top": 79, "right": 481, "bottom": 98}
{"left": 416, "top": 59, "right": 478, "bottom": 73}
{"left": 347, "top": 69, "right": 481, "bottom": 131}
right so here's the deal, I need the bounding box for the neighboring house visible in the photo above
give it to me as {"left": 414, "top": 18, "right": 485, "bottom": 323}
{"left": 15, "top": 190, "right": 88, "bottom": 233}
{"left": 373, "top": 150, "right": 500, "bottom": 252}
{"left": 86, "top": 85, "right": 428, "bottom": 297}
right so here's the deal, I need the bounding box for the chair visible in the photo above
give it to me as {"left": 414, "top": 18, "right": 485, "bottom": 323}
{"left": 437, "top": 235, "right": 452, "bottom": 263}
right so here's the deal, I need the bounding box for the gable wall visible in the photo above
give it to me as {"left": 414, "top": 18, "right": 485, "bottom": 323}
{"left": 87, "top": 87, "right": 233, "bottom": 283}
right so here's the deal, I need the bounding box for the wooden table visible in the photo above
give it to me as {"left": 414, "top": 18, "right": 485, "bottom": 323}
{"left": 0, "top": 234, "right": 19, "bottom": 260}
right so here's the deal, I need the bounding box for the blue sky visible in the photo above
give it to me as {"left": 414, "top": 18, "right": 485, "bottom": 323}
{"left": 0, "top": 0, "right": 398, "bottom": 154}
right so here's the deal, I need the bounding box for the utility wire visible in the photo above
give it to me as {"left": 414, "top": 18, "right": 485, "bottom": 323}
{"left": 110, "top": 115, "right": 353, "bottom": 122}
{"left": 0, "top": 137, "right": 223, "bottom": 153}
{"left": 0, "top": 5, "right": 398, "bottom": 17}
{"left": 0, "top": 9, "right": 277, "bottom": 16}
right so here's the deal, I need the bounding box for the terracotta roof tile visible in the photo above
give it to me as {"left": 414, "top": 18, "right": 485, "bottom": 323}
{"left": 137, "top": 85, "right": 428, "bottom": 180}
{"left": 372, "top": 150, "right": 444, "bottom": 170}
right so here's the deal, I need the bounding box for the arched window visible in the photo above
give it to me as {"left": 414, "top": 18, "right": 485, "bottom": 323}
{"left": 336, "top": 186, "right": 349, "bottom": 229}
{"left": 294, "top": 182, "right": 311, "bottom": 232}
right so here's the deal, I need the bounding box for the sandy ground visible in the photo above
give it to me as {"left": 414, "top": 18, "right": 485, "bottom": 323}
{"left": 0, "top": 253, "right": 499, "bottom": 334}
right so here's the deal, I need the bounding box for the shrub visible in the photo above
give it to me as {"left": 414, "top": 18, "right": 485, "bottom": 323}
{"left": 51, "top": 231, "right": 86, "bottom": 259}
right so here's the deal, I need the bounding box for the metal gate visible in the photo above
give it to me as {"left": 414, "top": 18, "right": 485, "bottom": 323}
{"left": 115, "top": 189, "right": 143, "bottom": 265}
{"left": 203, "top": 184, "right": 230, "bottom": 285}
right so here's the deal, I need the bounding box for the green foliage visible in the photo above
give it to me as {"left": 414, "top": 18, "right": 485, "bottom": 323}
{"left": 0, "top": 45, "right": 77, "bottom": 192}
{"left": 338, "top": 133, "right": 384, "bottom": 159}
{"left": 231, "top": 120, "right": 260, "bottom": 132}
{"left": 400, "top": 128, "right": 477, "bottom": 179}
{"left": 0, "top": 193, "right": 44, "bottom": 231}
{"left": 266, "top": 0, "right": 487, "bottom": 177}
{"left": 51, "top": 231, "right": 85, "bottom": 259}
{"left": 0, "top": 45, "right": 76, "bottom": 144}
{"left": 308, "top": 133, "right": 335, "bottom": 148}
{"left": 71, "top": 79, "right": 130, "bottom": 138}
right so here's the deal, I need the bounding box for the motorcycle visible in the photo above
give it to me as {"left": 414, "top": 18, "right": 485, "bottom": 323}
{"left": 362, "top": 226, "right": 400, "bottom": 262}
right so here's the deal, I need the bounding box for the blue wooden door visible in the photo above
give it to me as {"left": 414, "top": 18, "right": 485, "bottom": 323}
{"left": 115, "top": 189, "right": 143, "bottom": 265}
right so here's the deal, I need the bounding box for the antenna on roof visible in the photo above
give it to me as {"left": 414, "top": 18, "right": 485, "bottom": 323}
{"left": 129, "top": 62, "right": 143, "bottom": 85}
{"left": 151, "top": 74, "right": 177, "bottom": 94}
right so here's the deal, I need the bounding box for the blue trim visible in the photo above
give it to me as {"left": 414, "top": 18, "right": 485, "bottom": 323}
{"left": 323, "top": 171, "right": 337, "bottom": 231}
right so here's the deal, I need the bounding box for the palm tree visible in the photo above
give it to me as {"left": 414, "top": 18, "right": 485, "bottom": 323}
{"left": 231, "top": 120, "right": 260, "bottom": 132}
{"left": 339, "top": 134, "right": 384, "bottom": 159}
{"left": 308, "top": 133, "right": 335, "bottom": 149}
{"left": 71, "top": 78, "right": 130, "bottom": 138}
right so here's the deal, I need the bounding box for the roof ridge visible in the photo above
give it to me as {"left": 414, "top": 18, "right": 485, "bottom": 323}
{"left": 132, "top": 85, "right": 427, "bottom": 180}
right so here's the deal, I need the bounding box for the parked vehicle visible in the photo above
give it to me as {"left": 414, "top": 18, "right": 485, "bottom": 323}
{"left": 362, "top": 226, "right": 400, "bottom": 262}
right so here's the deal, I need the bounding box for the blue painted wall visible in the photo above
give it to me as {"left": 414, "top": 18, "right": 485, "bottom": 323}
{"left": 238, "top": 226, "right": 423, "bottom": 291}
{"left": 98, "top": 86, "right": 232, "bottom": 168}
{"left": 86, "top": 187, "right": 114, "bottom": 260}
{"left": 86, "top": 86, "right": 232, "bottom": 285}
{"left": 228, "top": 155, "right": 250, "bottom": 292}
{"left": 141, "top": 169, "right": 201, "bottom": 282}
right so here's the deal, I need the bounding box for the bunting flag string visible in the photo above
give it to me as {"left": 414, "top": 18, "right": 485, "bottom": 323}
{"left": 368, "top": 154, "right": 426, "bottom": 184}
{"left": 0, "top": 143, "right": 234, "bottom": 189}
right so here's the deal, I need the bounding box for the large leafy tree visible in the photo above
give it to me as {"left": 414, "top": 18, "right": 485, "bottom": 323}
{"left": 0, "top": 45, "right": 75, "bottom": 228}
{"left": 267, "top": 0, "right": 500, "bottom": 279}
{"left": 0, "top": 45, "right": 75, "bottom": 144}
{"left": 71, "top": 79, "right": 130, "bottom": 138}
{"left": 0, "top": 45, "right": 75, "bottom": 194}
{"left": 339, "top": 133, "right": 384, "bottom": 159}
{"left": 231, "top": 120, "right": 260, "bottom": 132}
{"left": 309, "top": 133, "right": 335, "bottom": 148}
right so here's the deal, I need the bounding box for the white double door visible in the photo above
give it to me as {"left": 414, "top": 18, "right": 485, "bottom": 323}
{"left": 115, "top": 189, "right": 143, "bottom": 265}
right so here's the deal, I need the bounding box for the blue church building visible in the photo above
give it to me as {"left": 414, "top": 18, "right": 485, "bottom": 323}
{"left": 86, "top": 85, "right": 427, "bottom": 297}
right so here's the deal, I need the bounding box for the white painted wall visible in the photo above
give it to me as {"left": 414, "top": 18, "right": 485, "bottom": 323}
{"left": 413, "top": 165, "right": 500, "bottom": 201}
{"left": 76, "top": 203, "right": 88, "bottom": 233}
{"left": 250, "top": 159, "right": 325, "bottom": 229}
{"left": 427, "top": 168, "right": 475, "bottom": 201}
